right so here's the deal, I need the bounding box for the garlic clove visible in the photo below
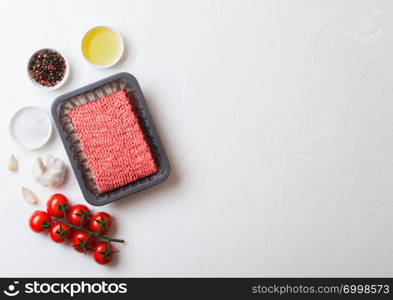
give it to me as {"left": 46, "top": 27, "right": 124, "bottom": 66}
{"left": 7, "top": 155, "right": 17, "bottom": 171}
{"left": 36, "top": 156, "right": 47, "bottom": 173}
{"left": 22, "top": 187, "right": 38, "bottom": 204}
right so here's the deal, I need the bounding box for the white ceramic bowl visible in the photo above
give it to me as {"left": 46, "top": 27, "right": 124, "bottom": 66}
{"left": 27, "top": 48, "right": 70, "bottom": 91}
{"left": 81, "top": 26, "right": 124, "bottom": 68}
{"left": 10, "top": 107, "right": 53, "bottom": 150}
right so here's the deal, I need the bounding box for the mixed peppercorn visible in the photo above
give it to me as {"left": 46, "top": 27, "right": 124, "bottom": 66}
{"left": 28, "top": 49, "right": 66, "bottom": 87}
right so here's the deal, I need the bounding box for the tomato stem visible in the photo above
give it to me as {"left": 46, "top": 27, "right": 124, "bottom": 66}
{"left": 52, "top": 217, "right": 125, "bottom": 243}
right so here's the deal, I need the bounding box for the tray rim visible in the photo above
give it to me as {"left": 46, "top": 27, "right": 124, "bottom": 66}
{"left": 51, "top": 72, "right": 171, "bottom": 206}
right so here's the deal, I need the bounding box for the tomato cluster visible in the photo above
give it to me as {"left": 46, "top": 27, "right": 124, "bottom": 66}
{"left": 29, "top": 194, "right": 119, "bottom": 265}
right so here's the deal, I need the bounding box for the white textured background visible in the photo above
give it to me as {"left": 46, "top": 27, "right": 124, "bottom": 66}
{"left": 0, "top": 0, "right": 393, "bottom": 277}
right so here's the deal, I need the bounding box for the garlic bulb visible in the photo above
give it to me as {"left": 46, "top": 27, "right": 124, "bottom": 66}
{"left": 22, "top": 187, "right": 38, "bottom": 204}
{"left": 32, "top": 154, "right": 66, "bottom": 187}
{"left": 7, "top": 155, "right": 17, "bottom": 171}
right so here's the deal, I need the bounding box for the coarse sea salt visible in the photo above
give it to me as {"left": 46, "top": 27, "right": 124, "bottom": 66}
{"left": 10, "top": 107, "right": 52, "bottom": 150}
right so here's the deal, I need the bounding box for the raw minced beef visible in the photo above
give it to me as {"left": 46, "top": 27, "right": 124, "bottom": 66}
{"left": 69, "top": 89, "right": 157, "bottom": 193}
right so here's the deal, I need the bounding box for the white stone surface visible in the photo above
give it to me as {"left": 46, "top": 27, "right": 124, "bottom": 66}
{"left": 0, "top": 0, "right": 392, "bottom": 277}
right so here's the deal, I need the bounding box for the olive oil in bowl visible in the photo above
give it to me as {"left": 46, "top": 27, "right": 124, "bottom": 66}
{"left": 82, "top": 26, "right": 124, "bottom": 68}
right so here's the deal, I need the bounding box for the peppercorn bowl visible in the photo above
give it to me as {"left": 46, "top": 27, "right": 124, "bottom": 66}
{"left": 27, "top": 48, "right": 70, "bottom": 91}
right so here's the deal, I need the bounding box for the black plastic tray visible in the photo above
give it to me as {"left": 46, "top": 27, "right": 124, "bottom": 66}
{"left": 51, "top": 72, "right": 170, "bottom": 206}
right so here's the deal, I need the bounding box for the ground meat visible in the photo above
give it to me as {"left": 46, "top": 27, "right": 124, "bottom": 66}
{"left": 69, "top": 89, "right": 157, "bottom": 193}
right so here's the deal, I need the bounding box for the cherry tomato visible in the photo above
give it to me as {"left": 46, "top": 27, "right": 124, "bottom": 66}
{"left": 47, "top": 194, "right": 70, "bottom": 218}
{"left": 29, "top": 210, "right": 52, "bottom": 233}
{"left": 68, "top": 204, "right": 90, "bottom": 227}
{"left": 48, "top": 221, "right": 72, "bottom": 243}
{"left": 71, "top": 230, "right": 96, "bottom": 253}
{"left": 89, "top": 212, "right": 112, "bottom": 234}
{"left": 93, "top": 241, "right": 115, "bottom": 265}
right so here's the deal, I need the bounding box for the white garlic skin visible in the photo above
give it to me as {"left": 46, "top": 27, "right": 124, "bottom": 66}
{"left": 32, "top": 154, "right": 66, "bottom": 187}
{"left": 22, "top": 187, "right": 38, "bottom": 204}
